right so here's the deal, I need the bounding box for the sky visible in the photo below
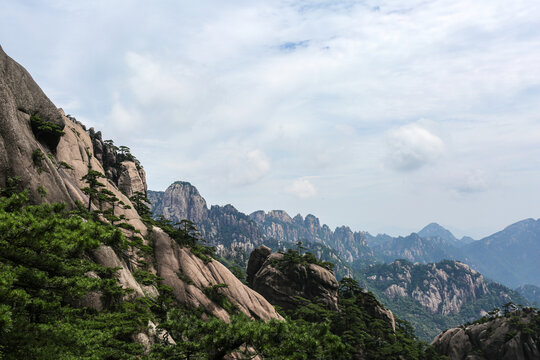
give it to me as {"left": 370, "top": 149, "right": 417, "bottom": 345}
{"left": 2, "top": 0, "right": 540, "bottom": 239}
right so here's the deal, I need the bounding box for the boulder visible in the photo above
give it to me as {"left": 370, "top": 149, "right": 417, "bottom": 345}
{"left": 247, "top": 246, "right": 339, "bottom": 311}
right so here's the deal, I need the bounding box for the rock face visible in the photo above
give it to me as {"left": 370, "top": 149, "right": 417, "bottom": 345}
{"left": 247, "top": 246, "right": 339, "bottom": 311}
{"left": 0, "top": 45, "right": 73, "bottom": 204}
{"left": 516, "top": 285, "right": 540, "bottom": 305}
{"left": 364, "top": 260, "right": 497, "bottom": 315}
{"left": 0, "top": 47, "right": 282, "bottom": 327}
{"left": 250, "top": 210, "right": 376, "bottom": 265}
{"left": 153, "top": 229, "right": 282, "bottom": 322}
{"left": 149, "top": 184, "right": 265, "bottom": 260}
{"left": 150, "top": 182, "right": 208, "bottom": 224}
{"left": 361, "top": 258, "right": 531, "bottom": 341}
{"left": 432, "top": 309, "right": 540, "bottom": 360}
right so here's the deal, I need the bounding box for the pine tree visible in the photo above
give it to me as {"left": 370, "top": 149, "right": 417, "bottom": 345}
{"left": 81, "top": 169, "right": 106, "bottom": 211}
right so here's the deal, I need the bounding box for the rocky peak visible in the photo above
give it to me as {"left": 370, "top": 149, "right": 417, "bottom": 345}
{"left": 292, "top": 213, "right": 303, "bottom": 224}
{"left": 87, "top": 128, "right": 147, "bottom": 198}
{"left": 267, "top": 210, "right": 293, "bottom": 223}
{"left": 154, "top": 181, "right": 209, "bottom": 224}
{"left": 249, "top": 210, "right": 266, "bottom": 223}
{"left": 304, "top": 214, "right": 320, "bottom": 231}
{"left": 432, "top": 308, "right": 540, "bottom": 360}
{"left": 247, "top": 245, "right": 339, "bottom": 311}
{"left": 418, "top": 222, "right": 458, "bottom": 244}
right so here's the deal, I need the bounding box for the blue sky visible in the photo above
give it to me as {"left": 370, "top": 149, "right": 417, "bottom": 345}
{"left": 2, "top": 0, "right": 540, "bottom": 238}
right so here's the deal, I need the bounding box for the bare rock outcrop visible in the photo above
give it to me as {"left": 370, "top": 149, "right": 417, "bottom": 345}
{"left": 432, "top": 309, "right": 540, "bottom": 360}
{"left": 153, "top": 228, "right": 282, "bottom": 322}
{"left": 151, "top": 181, "right": 209, "bottom": 224}
{"left": 365, "top": 259, "right": 490, "bottom": 315}
{"left": 117, "top": 161, "right": 147, "bottom": 197}
{"left": 0, "top": 45, "right": 75, "bottom": 204}
{"left": 247, "top": 245, "right": 339, "bottom": 311}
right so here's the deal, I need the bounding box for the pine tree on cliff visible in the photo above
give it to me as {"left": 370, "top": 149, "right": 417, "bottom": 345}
{"left": 129, "top": 191, "right": 151, "bottom": 217}
{"left": 81, "top": 169, "right": 106, "bottom": 211}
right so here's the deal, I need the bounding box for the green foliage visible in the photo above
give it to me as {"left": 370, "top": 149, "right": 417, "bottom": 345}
{"left": 37, "top": 185, "right": 48, "bottom": 197}
{"left": 29, "top": 115, "right": 65, "bottom": 150}
{"left": 273, "top": 249, "right": 335, "bottom": 271}
{"left": 81, "top": 168, "right": 106, "bottom": 211}
{"left": 133, "top": 269, "right": 159, "bottom": 287}
{"left": 0, "top": 191, "right": 149, "bottom": 359}
{"left": 0, "top": 176, "right": 22, "bottom": 198}
{"left": 176, "top": 270, "right": 194, "bottom": 285}
{"left": 130, "top": 191, "right": 151, "bottom": 217}
{"left": 202, "top": 284, "right": 236, "bottom": 313}
{"left": 150, "top": 217, "right": 216, "bottom": 263}
{"left": 58, "top": 161, "right": 73, "bottom": 170}
{"left": 31, "top": 148, "right": 45, "bottom": 171}
{"left": 150, "top": 310, "right": 347, "bottom": 360}
{"left": 285, "top": 277, "right": 444, "bottom": 360}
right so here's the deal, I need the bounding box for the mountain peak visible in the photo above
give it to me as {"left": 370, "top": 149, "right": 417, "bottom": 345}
{"left": 418, "top": 222, "right": 457, "bottom": 243}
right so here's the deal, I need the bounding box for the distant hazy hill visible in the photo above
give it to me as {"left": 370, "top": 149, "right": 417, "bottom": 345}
{"left": 369, "top": 232, "right": 464, "bottom": 265}
{"left": 516, "top": 284, "right": 540, "bottom": 306}
{"left": 463, "top": 218, "right": 540, "bottom": 288}
{"left": 418, "top": 222, "right": 474, "bottom": 247}
{"left": 360, "top": 259, "right": 530, "bottom": 341}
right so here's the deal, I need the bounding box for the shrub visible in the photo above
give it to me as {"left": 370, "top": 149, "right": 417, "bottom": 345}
{"left": 30, "top": 115, "right": 65, "bottom": 150}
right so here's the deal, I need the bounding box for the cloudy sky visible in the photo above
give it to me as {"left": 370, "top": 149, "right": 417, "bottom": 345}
{"left": 2, "top": 0, "right": 540, "bottom": 238}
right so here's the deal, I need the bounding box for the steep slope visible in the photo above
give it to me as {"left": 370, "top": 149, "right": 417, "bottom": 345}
{"left": 432, "top": 307, "right": 540, "bottom": 360}
{"left": 361, "top": 259, "right": 530, "bottom": 341}
{"left": 463, "top": 218, "right": 540, "bottom": 288}
{"left": 0, "top": 46, "right": 282, "bottom": 327}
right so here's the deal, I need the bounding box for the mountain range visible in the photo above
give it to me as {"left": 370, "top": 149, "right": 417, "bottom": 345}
{"left": 150, "top": 180, "right": 538, "bottom": 340}
{"left": 150, "top": 180, "right": 540, "bottom": 289}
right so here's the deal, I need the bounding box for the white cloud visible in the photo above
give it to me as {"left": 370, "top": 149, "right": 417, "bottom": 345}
{"left": 4, "top": 0, "right": 540, "bottom": 237}
{"left": 386, "top": 123, "right": 445, "bottom": 171}
{"left": 288, "top": 178, "right": 317, "bottom": 199}
{"left": 226, "top": 149, "right": 271, "bottom": 186}
{"left": 450, "top": 169, "right": 489, "bottom": 194}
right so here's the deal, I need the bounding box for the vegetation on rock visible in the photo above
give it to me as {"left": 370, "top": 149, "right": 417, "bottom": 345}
{"left": 29, "top": 115, "right": 65, "bottom": 151}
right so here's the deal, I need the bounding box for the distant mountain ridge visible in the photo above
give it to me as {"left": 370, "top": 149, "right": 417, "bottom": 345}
{"left": 150, "top": 181, "right": 540, "bottom": 291}
{"left": 516, "top": 284, "right": 540, "bottom": 306}
{"left": 463, "top": 218, "right": 540, "bottom": 288}
{"left": 418, "top": 222, "right": 474, "bottom": 247}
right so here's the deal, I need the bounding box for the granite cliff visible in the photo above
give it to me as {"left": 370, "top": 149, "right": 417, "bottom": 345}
{"left": 0, "top": 46, "right": 282, "bottom": 340}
